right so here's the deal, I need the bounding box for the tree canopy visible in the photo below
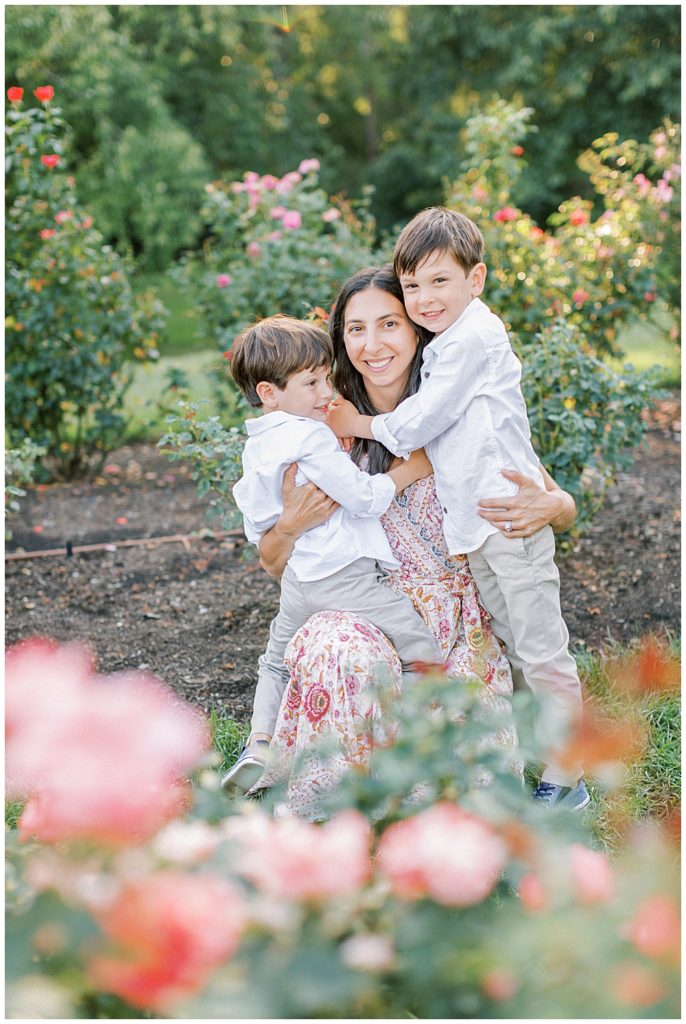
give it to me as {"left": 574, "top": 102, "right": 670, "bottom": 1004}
{"left": 6, "top": 4, "right": 680, "bottom": 268}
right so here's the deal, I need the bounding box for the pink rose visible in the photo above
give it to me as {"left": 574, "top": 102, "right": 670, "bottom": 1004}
{"left": 482, "top": 968, "right": 518, "bottom": 1001}
{"left": 224, "top": 808, "right": 371, "bottom": 901}
{"left": 246, "top": 240, "right": 261, "bottom": 259}
{"left": 472, "top": 184, "right": 488, "bottom": 202}
{"left": 87, "top": 872, "right": 246, "bottom": 1012}
{"left": 518, "top": 873, "right": 547, "bottom": 912}
{"left": 81, "top": 216, "right": 94, "bottom": 229}
{"left": 377, "top": 802, "right": 507, "bottom": 906}
{"left": 569, "top": 209, "right": 588, "bottom": 226}
{"left": 40, "top": 154, "right": 60, "bottom": 168}
{"left": 298, "top": 158, "right": 320, "bottom": 175}
{"left": 260, "top": 174, "right": 279, "bottom": 190}
{"left": 39, "top": 228, "right": 56, "bottom": 240}
{"left": 340, "top": 934, "right": 395, "bottom": 973}
{"left": 270, "top": 206, "right": 287, "bottom": 220}
{"left": 655, "top": 178, "right": 674, "bottom": 203}
{"left": 267, "top": 230, "right": 282, "bottom": 242}
{"left": 275, "top": 171, "right": 302, "bottom": 194}
{"left": 644, "top": 291, "right": 656, "bottom": 302}
{"left": 569, "top": 843, "right": 615, "bottom": 904}
{"left": 633, "top": 173, "right": 652, "bottom": 198}
{"left": 54, "top": 210, "right": 72, "bottom": 224}
{"left": 6, "top": 639, "right": 209, "bottom": 846}
{"left": 243, "top": 171, "right": 260, "bottom": 184}
{"left": 572, "top": 289, "right": 590, "bottom": 305}
{"left": 282, "top": 210, "right": 302, "bottom": 230}
{"left": 215, "top": 274, "right": 232, "bottom": 288}
{"left": 493, "top": 206, "right": 518, "bottom": 223}
{"left": 530, "top": 226, "right": 545, "bottom": 238}
{"left": 622, "top": 895, "right": 681, "bottom": 962}
{"left": 322, "top": 207, "right": 341, "bottom": 223}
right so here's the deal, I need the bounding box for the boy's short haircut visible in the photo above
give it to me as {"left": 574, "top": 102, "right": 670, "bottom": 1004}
{"left": 394, "top": 206, "right": 485, "bottom": 276}
{"left": 230, "top": 315, "right": 334, "bottom": 407}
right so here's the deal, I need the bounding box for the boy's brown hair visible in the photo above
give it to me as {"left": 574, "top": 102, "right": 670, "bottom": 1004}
{"left": 230, "top": 315, "right": 333, "bottom": 408}
{"left": 393, "top": 206, "right": 484, "bottom": 276}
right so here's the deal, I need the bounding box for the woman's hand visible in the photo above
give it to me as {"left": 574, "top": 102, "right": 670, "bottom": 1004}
{"left": 327, "top": 397, "right": 374, "bottom": 441}
{"left": 258, "top": 464, "right": 339, "bottom": 576}
{"left": 477, "top": 468, "right": 577, "bottom": 538}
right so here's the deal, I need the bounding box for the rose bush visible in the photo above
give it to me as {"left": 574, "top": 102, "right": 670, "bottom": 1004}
{"left": 5, "top": 636, "right": 680, "bottom": 1019}
{"left": 174, "top": 160, "right": 378, "bottom": 350}
{"left": 5, "top": 86, "right": 166, "bottom": 478}
{"left": 446, "top": 98, "right": 680, "bottom": 355}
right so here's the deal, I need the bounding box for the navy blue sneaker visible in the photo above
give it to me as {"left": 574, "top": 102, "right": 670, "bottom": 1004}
{"left": 221, "top": 740, "right": 270, "bottom": 794}
{"left": 532, "top": 779, "right": 591, "bottom": 811}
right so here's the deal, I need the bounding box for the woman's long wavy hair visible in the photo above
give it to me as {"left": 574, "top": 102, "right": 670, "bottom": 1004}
{"left": 330, "top": 265, "right": 432, "bottom": 475}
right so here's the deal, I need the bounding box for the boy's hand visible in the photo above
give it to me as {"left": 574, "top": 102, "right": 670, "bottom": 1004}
{"left": 327, "top": 397, "right": 374, "bottom": 440}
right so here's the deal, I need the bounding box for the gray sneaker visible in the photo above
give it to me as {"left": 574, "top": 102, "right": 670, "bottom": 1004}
{"left": 221, "top": 740, "right": 270, "bottom": 794}
{"left": 532, "top": 779, "right": 591, "bottom": 811}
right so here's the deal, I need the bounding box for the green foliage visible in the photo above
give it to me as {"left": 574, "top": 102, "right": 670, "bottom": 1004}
{"left": 158, "top": 401, "right": 247, "bottom": 529}
{"left": 5, "top": 436, "right": 47, "bottom": 519}
{"left": 6, "top": 5, "right": 679, "bottom": 255}
{"left": 6, "top": 5, "right": 210, "bottom": 270}
{"left": 446, "top": 99, "right": 680, "bottom": 353}
{"left": 5, "top": 89, "right": 167, "bottom": 478}
{"left": 518, "top": 320, "right": 665, "bottom": 530}
{"left": 177, "top": 162, "right": 378, "bottom": 349}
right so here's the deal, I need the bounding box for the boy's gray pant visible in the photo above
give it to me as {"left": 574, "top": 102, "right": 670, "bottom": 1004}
{"left": 250, "top": 557, "right": 442, "bottom": 736}
{"left": 467, "top": 525, "right": 583, "bottom": 786}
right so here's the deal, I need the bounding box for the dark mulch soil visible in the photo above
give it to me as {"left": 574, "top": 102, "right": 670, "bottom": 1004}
{"left": 6, "top": 400, "right": 680, "bottom": 720}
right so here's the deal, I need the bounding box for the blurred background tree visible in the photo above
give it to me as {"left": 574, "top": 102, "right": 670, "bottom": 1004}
{"left": 6, "top": 4, "right": 679, "bottom": 269}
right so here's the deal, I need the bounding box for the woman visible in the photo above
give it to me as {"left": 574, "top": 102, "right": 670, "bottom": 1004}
{"left": 253, "top": 266, "right": 576, "bottom": 819}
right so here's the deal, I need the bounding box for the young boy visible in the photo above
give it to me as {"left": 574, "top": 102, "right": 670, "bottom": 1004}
{"left": 222, "top": 315, "right": 443, "bottom": 792}
{"left": 328, "top": 207, "right": 588, "bottom": 810}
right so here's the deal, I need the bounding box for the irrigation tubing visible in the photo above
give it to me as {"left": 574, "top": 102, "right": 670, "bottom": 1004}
{"left": 5, "top": 528, "right": 244, "bottom": 562}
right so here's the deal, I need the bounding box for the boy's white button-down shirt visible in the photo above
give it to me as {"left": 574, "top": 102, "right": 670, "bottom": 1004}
{"left": 233, "top": 411, "right": 399, "bottom": 581}
{"left": 371, "top": 297, "right": 544, "bottom": 555}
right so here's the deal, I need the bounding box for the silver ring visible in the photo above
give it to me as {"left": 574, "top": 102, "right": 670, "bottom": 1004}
{"left": 504, "top": 520, "right": 513, "bottom": 533}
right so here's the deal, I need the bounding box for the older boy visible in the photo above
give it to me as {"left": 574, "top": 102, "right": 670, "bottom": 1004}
{"left": 329, "top": 208, "right": 588, "bottom": 810}
{"left": 222, "top": 315, "right": 442, "bottom": 792}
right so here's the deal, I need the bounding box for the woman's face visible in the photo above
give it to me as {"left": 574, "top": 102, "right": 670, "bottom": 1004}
{"left": 342, "top": 288, "right": 419, "bottom": 404}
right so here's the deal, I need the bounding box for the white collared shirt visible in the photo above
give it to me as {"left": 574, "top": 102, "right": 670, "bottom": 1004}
{"left": 371, "top": 297, "right": 544, "bottom": 555}
{"left": 233, "top": 411, "right": 399, "bottom": 581}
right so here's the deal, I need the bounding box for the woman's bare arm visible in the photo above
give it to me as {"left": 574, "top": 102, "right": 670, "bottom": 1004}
{"left": 477, "top": 467, "right": 577, "bottom": 537}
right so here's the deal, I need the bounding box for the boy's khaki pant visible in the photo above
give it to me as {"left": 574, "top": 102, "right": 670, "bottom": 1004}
{"left": 467, "top": 525, "right": 583, "bottom": 786}
{"left": 250, "top": 558, "right": 443, "bottom": 736}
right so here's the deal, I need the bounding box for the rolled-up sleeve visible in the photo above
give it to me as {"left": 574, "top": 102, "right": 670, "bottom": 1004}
{"left": 371, "top": 330, "right": 491, "bottom": 457}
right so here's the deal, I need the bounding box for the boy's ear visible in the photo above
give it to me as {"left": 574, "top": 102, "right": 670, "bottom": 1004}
{"left": 255, "top": 380, "right": 279, "bottom": 408}
{"left": 470, "top": 262, "right": 487, "bottom": 297}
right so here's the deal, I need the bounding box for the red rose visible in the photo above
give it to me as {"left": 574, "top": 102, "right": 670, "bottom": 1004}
{"left": 569, "top": 209, "right": 588, "bottom": 226}
{"left": 34, "top": 85, "right": 55, "bottom": 102}
{"left": 40, "top": 229, "right": 57, "bottom": 240}
{"left": 644, "top": 291, "right": 656, "bottom": 303}
{"left": 494, "top": 206, "right": 518, "bottom": 223}
{"left": 510, "top": 145, "right": 524, "bottom": 157}
{"left": 40, "top": 154, "right": 60, "bottom": 168}
{"left": 7, "top": 87, "right": 23, "bottom": 103}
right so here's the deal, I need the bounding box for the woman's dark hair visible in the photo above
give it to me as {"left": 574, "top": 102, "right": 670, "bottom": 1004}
{"left": 330, "top": 265, "right": 432, "bottom": 474}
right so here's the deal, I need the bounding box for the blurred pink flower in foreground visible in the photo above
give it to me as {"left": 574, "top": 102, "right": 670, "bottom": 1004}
{"left": 569, "top": 843, "right": 615, "bottom": 904}
{"left": 87, "top": 871, "right": 246, "bottom": 1012}
{"left": 623, "top": 895, "right": 681, "bottom": 965}
{"left": 377, "top": 802, "right": 507, "bottom": 906}
{"left": 6, "top": 639, "right": 209, "bottom": 845}
{"left": 224, "top": 808, "right": 371, "bottom": 901}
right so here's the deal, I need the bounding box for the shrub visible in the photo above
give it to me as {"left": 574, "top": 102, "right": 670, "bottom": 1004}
{"left": 518, "top": 320, "right": 665, "bottom": 530}
{"left": 446, "top": 99, "right": 680, "bottom": 354}
{"left": 175, "top": 160, "right": 379, "bottom": 351}
{"left": 5, "top": 85, "right": 166, "bottom": 478}
{"left": 5, "top": 438, "right": 47, "bottom": 538}
{"left": 5, "top": 636, "right": 680, "bottom": 1019}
